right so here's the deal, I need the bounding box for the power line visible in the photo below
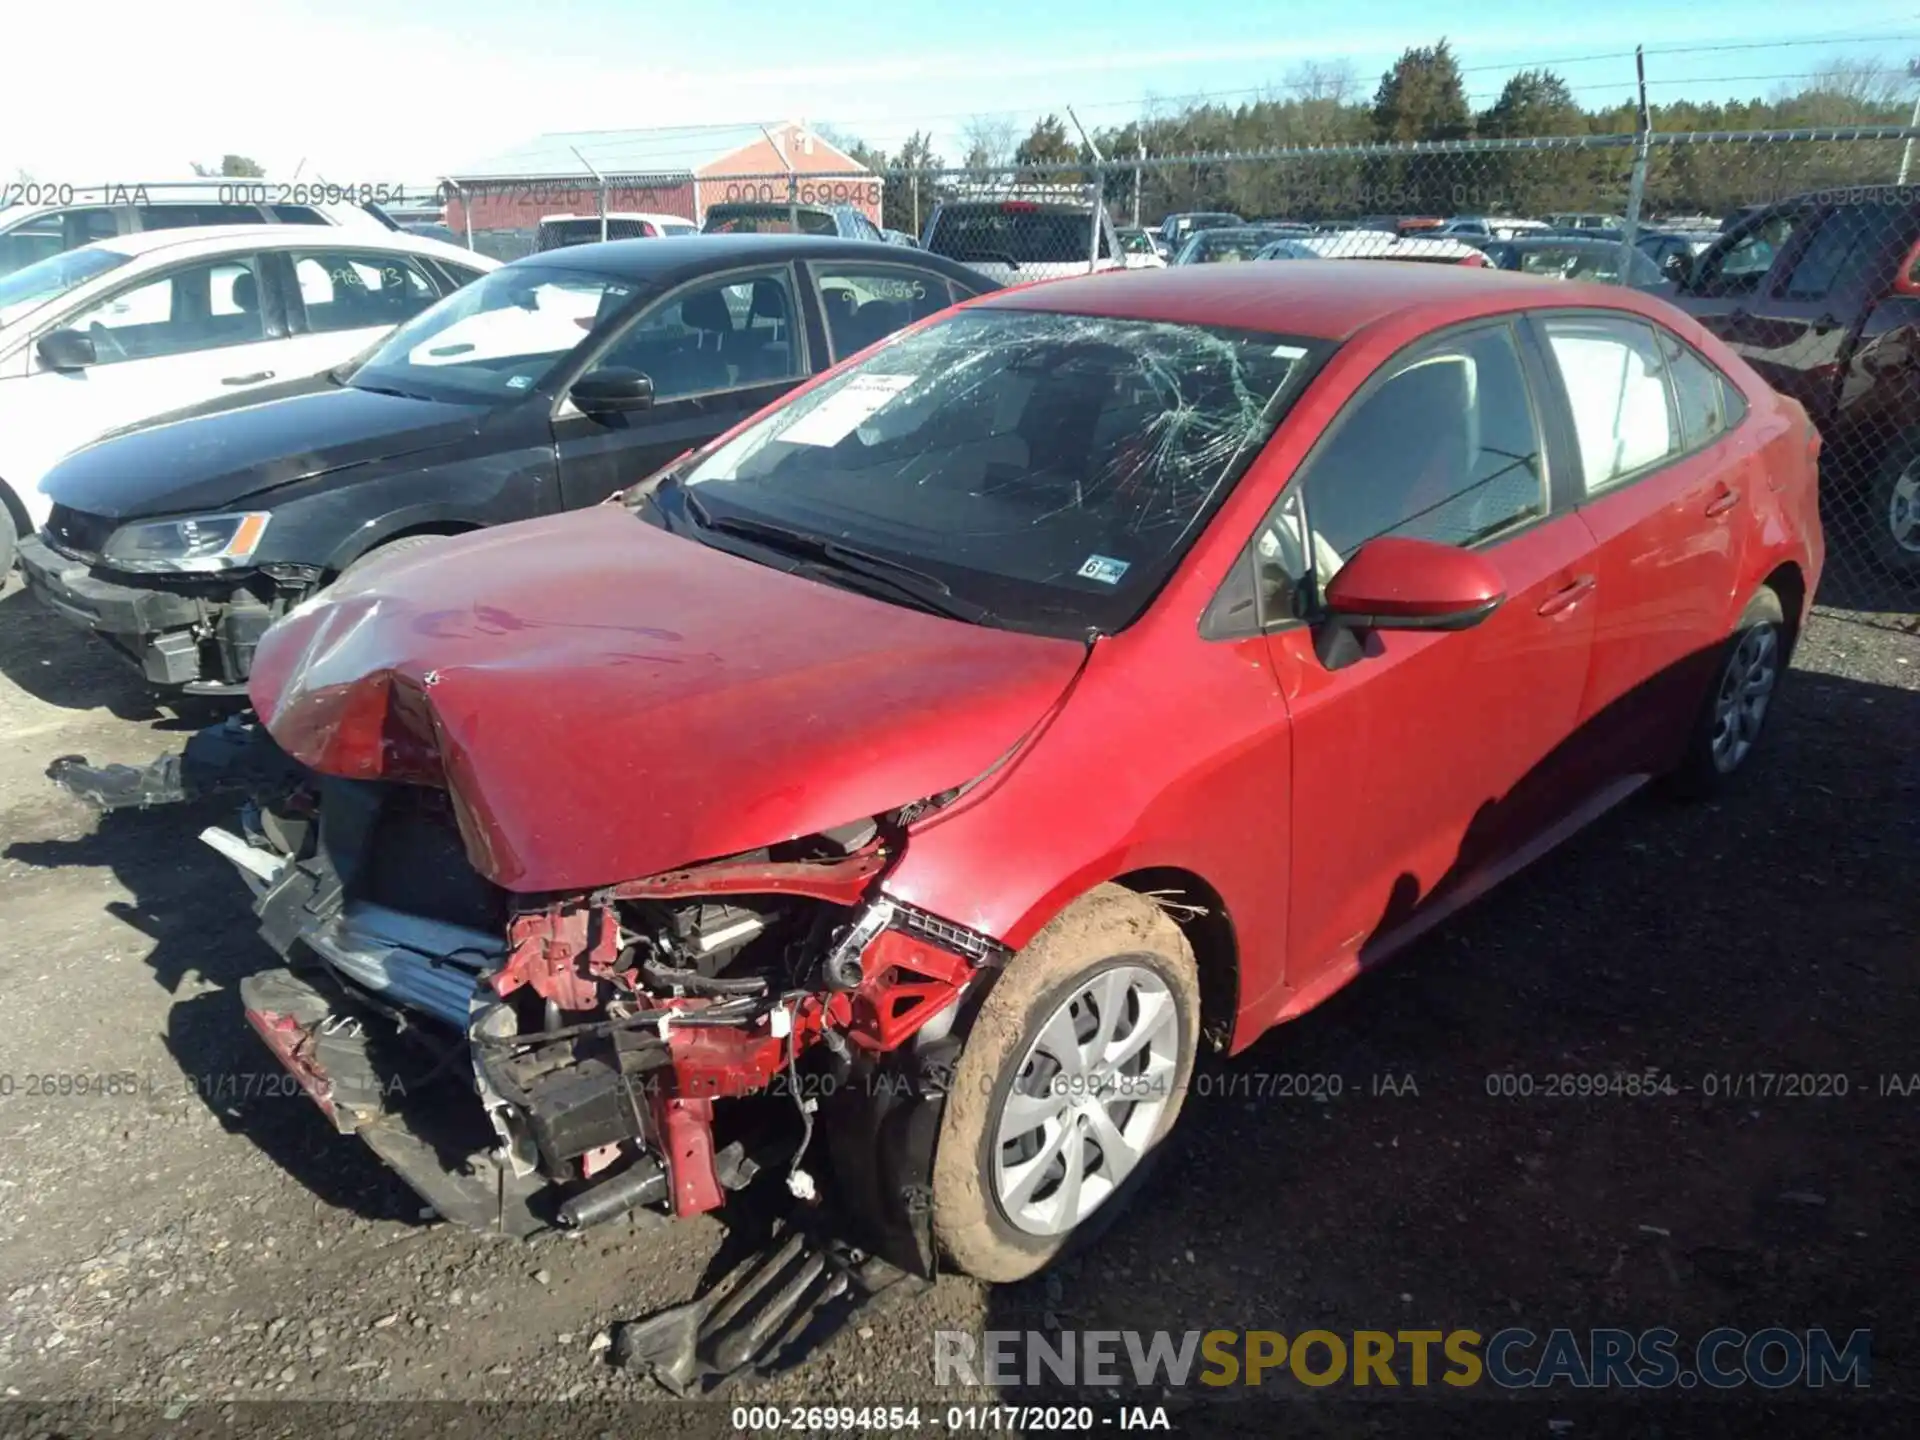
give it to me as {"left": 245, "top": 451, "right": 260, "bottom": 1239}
{"left": 808, "top": 27, "right": 1920, "bottom": 133}
{"left": 454, "top": 28, "right": 1920, "bottom": 168}
{"left": 1463, "top": 69, "right": 1913, "bottom": 103}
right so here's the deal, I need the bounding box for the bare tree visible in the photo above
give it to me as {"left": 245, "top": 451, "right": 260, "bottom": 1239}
{"left": 1802, "top": 56, "right": 1911, "bottom": 111}
{"left": 959, "top": 114, "right": 1021, "bottom": 170}
{"left": 1283, "top": 59, "right": 1358, "bottom": 105}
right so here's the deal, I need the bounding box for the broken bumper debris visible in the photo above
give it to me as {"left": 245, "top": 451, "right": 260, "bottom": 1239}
{"left": 55, "top": 714, "right": 1005, "bottom": 1272}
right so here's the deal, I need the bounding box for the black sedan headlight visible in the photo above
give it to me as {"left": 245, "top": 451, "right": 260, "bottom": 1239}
{"left": 100, "top": 512, "right": 272, "bottom": 573}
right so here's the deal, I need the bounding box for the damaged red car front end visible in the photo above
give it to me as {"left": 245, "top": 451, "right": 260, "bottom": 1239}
{"left": 218, "top": 506, "right": 1082, "bottom": 1256}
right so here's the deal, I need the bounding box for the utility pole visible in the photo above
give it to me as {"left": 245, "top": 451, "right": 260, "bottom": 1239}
{"left": 1133, "top": 136, "right": 1146, "bottom": 228}
{"left": 1618, "top": 46, "right": 1652, "bottom": 277}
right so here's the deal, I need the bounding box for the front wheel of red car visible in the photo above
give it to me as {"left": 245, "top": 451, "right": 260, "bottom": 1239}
{"left": 1666, "top": 585, "right": 1787, "bottom": 800}
{"left": 931, "top": 884, "right": 1201, "bottom": 1283}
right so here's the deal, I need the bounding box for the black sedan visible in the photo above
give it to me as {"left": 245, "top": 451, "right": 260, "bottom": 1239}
{"left": 19, "top": 236, "right": 995, "bottom": 695}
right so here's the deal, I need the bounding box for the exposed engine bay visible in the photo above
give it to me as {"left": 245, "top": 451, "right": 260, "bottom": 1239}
{"left": 50, "top": 719, "right": 1007, "bottom": 1279}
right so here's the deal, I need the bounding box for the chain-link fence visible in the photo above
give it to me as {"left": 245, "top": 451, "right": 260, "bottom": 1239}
{"left": 441, "top": 126, "right": 1920, "bottom": 621}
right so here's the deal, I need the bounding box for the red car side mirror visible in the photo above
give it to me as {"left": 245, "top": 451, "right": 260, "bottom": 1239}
{"left": 1322, "top": 536, "right": 1506, "bottom": 632}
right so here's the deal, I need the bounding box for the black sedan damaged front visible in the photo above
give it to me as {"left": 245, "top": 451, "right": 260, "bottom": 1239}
{"left": 21, "top": 504, "right": 307, "bottom": 691}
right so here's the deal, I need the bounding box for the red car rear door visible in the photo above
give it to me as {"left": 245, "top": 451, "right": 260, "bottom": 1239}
{"left": 1529, "top": 311, "right": 1756, "bottom": 780}
{"left": 1253, "top": 319, "right": 1599, "bottom": 1008}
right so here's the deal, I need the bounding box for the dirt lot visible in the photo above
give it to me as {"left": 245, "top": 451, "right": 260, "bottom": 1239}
{"left": 0, "top": 571, "right": 1914, "bottom": 1437}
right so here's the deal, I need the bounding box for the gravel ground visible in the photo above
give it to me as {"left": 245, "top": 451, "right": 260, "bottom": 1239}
{"left": 0, "top": 571, "right": 1914, "bottom": 1438}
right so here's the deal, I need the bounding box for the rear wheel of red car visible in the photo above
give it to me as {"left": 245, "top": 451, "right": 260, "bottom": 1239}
{"left": 1667, "top": 585, "right": 1787, "bottom": 800}
{"left": 931, "top": 884, "right": 1200, "bottom": 1283}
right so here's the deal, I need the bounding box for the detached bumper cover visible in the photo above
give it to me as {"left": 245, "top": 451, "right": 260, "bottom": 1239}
{"left": 239, "top": 966, "right": 546, "bottom": 1235}
{"left": 16, "top": 533, "right": 272, "bottom": 687}
{"left": 17, "top": 532, "right": 200, "bottom": 634}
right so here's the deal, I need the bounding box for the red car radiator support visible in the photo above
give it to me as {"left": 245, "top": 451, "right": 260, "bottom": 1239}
{"left": 487, "top": 842, "right": 981, "bottom": 1218}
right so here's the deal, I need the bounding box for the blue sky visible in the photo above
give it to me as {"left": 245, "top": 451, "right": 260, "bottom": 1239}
{"left": 6, "top": 1, "right": 1917, "bottom": 183}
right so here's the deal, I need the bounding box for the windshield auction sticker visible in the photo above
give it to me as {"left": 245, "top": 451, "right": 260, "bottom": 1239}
{"left": 781, "top": 373, "right": 917, "bottom": 447}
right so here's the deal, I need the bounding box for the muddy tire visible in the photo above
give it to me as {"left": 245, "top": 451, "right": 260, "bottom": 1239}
{"left": 1665, "top": 585, "right": 1787, "bottom": 801}
{"left": 931, "top": 884, "right": 1201, "bottom": 1283}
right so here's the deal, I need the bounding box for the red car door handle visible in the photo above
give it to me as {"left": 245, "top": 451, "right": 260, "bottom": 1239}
{"left": 1705, "top": 487, "right": 1741, "bottom": 516}
{"left": 1536, "top": 575, "right": 1596, "bottom": 616}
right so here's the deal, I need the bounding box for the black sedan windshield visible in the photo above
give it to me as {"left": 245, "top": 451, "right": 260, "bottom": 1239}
{"left": 671, "top": 308, "right": 1329, "bottom": 636}
{"left": 349, "top": 264, "right": 641, "bottom": 402}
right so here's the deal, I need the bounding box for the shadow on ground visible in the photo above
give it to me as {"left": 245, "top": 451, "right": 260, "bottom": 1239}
{"left": 4, "top": 795, "right": 421, "bottom": 1223}
{"left": 979, "top": 664, "right": 1918, "bottom": 1429}
{"left": 0, "top": 584, "right": 238, "bottom": 728}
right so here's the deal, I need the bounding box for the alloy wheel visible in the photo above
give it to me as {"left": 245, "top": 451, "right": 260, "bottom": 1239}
{"left": 1889, "top": 465, "right": 1920, "bottom": 556}
{"left": 1709, "top": 622, "right": 1780, "bottom": 774}
{"left": 991, "top": 964, "right": 1182, "bottom": 1238}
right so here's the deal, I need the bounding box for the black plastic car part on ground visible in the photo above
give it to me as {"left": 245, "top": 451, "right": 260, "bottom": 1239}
{"left": 23, "top": 235, "right": 997, "bottom": 692}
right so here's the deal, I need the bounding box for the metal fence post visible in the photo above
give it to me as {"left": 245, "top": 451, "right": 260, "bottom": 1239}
{"left": 1618, "top": 46, "right": 1652, "bottom": 282}
{"left": 439, "top": 177, "right": 473, "bottom": 250}
{"left": 568, "top": 146, "right": 608, "bottom": 243}
{"left": 1089, "top": 163, "right": 1104, "bottom": 273}
{"left": 1899, "top": 63, "right": 1920, "bottom": 184}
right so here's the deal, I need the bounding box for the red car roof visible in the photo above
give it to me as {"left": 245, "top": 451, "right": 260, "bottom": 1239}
{"left": 973, "top": 261, "right": 1641, "bottom": 342}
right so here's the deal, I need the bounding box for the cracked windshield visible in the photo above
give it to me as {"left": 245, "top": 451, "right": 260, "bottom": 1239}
{"left": 675, "top": 309, "right": 1326, "bottom": 633}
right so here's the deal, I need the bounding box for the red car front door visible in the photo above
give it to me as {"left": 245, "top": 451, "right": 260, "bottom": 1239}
{"left": 1252, "top": 320, "right": 1599, "bottom": 1015}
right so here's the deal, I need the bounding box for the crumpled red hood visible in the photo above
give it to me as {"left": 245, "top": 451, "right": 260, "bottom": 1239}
{"left": 248, "top": 506, "right": 1086, "bottom": 893}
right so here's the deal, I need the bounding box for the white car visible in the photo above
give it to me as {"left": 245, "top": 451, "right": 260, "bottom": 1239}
{"left": 0, "top": 225, "right": 496, "bottom": 570}
{"left": 1262, "top": 232, "right": 1490, "bottom": 265}
{"left": 1116, "top": 228, "right": 1167, "bottom": 269}
{"left": 921, "top": 197, "right": 1127, "bottom": 285}
{"left": 535, "top": 212, "right": 699, "bottom": 249}
{"left": 0, "top": 181, "right": 399, "bottom": 279}
{"left": 1436, "top": 216, "right": 1552, "bottom": 240}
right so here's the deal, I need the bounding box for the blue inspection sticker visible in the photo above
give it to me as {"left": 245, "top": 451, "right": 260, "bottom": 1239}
{"left": 506, "top": 374, "right": 534, "bottom": 390}
{"left": 1076, "top": 554, "right": 1131, "bottom": 585}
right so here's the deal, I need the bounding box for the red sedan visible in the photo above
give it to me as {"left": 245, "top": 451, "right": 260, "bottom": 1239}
{"left": 100, "top": 261, "right": 1822, "bottom": 1293}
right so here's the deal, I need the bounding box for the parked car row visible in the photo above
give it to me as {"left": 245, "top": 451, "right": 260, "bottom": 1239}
{"left": 0, "top": 223, "right": 495, "bottom": 573}
{"left": 1143, "top": 189, "right": 1920, "bottom": 571}
{"left": 14, "top": 235, "right": 997, "bottom": 686}
{"left": 36, "top": 257, "right": 1822, "bottom": 1346}
{"left": 0, "top": 180, "right": 404, "bottom": 279}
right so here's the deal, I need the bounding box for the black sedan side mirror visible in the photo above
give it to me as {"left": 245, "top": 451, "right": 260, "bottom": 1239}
{"left": 570, "top": 368, "right": 655, "bottom": 415}
{"left": 38, "top": 329, "right": 97, "bottom": 372}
